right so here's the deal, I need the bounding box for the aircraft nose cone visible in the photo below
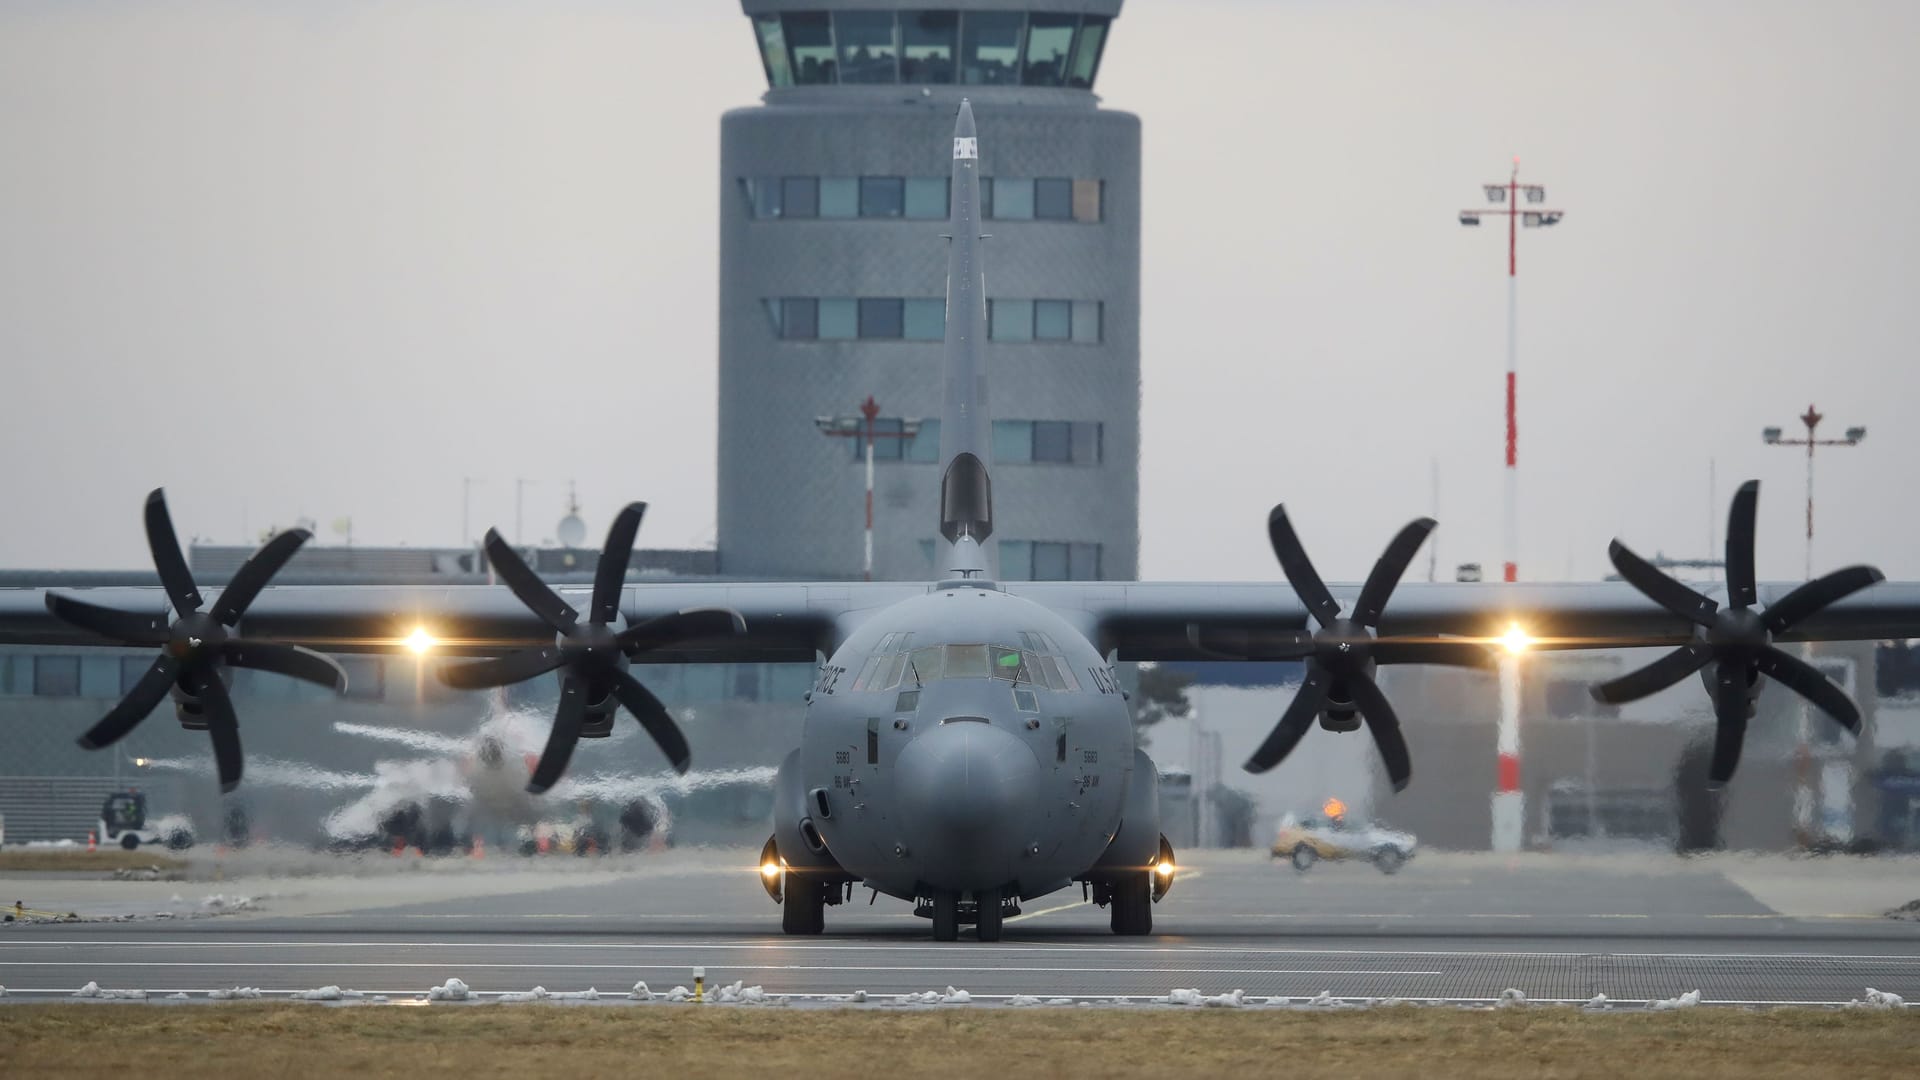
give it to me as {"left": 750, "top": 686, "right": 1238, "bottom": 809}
{"left": 895, "top": 719, "right": 1039, "bottom": 889}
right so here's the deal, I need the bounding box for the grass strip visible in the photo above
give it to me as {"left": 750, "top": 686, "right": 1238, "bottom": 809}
{"left": 0, "top": 1004, "right": 1914, "bottom": 1078}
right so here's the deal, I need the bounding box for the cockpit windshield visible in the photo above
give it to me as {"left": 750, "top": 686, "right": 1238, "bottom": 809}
{"left": 850, "top": 632, "right": 1080, "bottom": 693}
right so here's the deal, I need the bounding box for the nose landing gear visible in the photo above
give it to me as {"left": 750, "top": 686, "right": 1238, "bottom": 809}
{"left": 924, "top": 888, "right": 1014, "bottom": 942}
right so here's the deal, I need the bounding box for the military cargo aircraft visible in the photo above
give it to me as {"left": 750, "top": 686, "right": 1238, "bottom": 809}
{"left": 3, "top": 102, "right": 1917, "bottom": 941}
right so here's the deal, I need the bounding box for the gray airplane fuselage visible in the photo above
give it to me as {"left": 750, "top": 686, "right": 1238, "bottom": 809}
{"left": 789, "top": 587, "right": 1134, "bottom": 903}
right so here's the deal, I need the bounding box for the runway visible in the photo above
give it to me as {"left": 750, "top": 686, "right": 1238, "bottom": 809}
{"left": 4, "top": 849, "right": 1918, "bottom": 1005}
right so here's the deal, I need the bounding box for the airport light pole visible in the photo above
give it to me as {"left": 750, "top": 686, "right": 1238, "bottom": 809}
{"left": 815, "top": 396, "right": 921, "bottom": 581}
{"left": 1458, "top": 161, "right": 1565, "bottom": 585}
{"left": 1461, "top": 162, "right": 1563, "bottom": 855}
{"left": 1763, "top": 406, "right": 1865, "bottom": 580}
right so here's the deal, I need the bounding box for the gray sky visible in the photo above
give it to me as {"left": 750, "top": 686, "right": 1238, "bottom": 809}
{"left": 2, "top": 1, "right": 1915, "bottom": 585}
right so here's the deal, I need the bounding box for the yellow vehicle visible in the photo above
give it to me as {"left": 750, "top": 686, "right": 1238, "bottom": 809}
{"left": 1271, "top": 812, "right": 1416, "bottom": 874}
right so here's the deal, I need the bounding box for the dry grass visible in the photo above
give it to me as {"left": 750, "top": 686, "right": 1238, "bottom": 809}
{"left": 0, "top": 850, "right": 188, "bottom": 873}
{"left": 0, "top": 1004, "right": 1915, "bottom": 1078}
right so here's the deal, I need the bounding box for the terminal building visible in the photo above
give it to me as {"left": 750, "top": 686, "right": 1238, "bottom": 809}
{"left": 716, "top": 2, "right": 1141, "bottom": 581}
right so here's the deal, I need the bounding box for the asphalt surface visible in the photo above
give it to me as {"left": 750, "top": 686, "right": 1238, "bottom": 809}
{"left": 4, "top": 848, "right": 1918, "bottom": 1005}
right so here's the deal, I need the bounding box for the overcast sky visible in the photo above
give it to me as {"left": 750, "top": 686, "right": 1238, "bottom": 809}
{"left": 2, "top": 0, "right": 1915, "bottom": 585}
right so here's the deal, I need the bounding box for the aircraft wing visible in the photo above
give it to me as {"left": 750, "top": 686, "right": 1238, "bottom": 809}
{"left": 0, "top": 582, "right": 926, "bottom": 660}
{"left": 1006, "top": 580, "right": 1920, "bottom": 662}
{"left": 8, "top": 578, "right": 1920, "bottom": 661}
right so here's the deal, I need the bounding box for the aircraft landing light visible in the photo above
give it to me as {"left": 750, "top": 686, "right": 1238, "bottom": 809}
{"left": 1500, "top": 623, "right": 1534, "bottom": 655}
{"left": 405, "top": 627, "right": 438, "bottom": 655}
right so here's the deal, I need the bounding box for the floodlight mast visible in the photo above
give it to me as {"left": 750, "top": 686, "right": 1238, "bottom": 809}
{"left": 815, "top": 395, "right": 922, "bottom": 581}
{"left": 1458, "top": 159, "right": 1565, "bottom": 586}
{"left": 1459, "top": 159, "right": 1565, "bottom": 855}
{"left": 1762, "top": 404, "right": 1866, "bottom": 580}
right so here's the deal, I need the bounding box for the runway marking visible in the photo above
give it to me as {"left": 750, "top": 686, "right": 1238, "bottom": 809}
{"left": 1005, "top": 901, "right": 1082, "bottom": 925}
{"left": 8, "top": 941, "right": 1918, "bottom": 962}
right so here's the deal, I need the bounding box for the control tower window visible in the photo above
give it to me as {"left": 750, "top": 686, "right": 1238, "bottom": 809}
{"left": 820, "top": 177, "right": 859, "bottom": 218}
{"left": 1067, "top": 16, "right": 1109, "bottom": 89}
{"left": 903, "top": 298, "right": 946, "bottom": 340}
{"left": 1022, "top": 14, "right": 1077, "bottom": 86}
{"left": 835, "top": 12, "right": 899, "bottom": 84}
{"left": 753, "top": 15, "right": 794, "bottom": 88}
{"left": 781, "top": 176, "right": 819, "bottom": 219}
{"left": 1034, "top": 178, "right": 1073, "bottom": 221}
{"left": 784, "top": 12, "right": 837, "bottom": 85}
{"left": 961, "top": 12, "right": 1024, "bottom": 85}
{"left": 904, "top": 177, "right": 949, "bottom": 219}
{"left": 902, "top": 11, "right": 958, "bottom": 83}
{"left": 994, "top": 177, "right": 1035, "bottom": 220}
{"left": 859, "top": 176, "right": 906, "bottom": 218}
{"left": 859, "top": 297, "right": 905, "bottom": 339}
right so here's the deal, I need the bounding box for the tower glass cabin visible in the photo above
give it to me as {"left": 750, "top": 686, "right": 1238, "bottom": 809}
{"left": 718, "top": 2, "right": 1140, "bottom": 581}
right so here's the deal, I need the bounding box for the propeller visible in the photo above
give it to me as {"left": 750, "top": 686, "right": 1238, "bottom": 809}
{"left": 43, "top": 489, "right": 346, "bottom": 792}
{"left": 1240, "top": 507, "right": 1493, "bottom": 791}
{"left": 438, "top": 502, "right": 744, "bottom": 795}
{"left": 1591, "top": 480, "right": 1882, "bottom": 785}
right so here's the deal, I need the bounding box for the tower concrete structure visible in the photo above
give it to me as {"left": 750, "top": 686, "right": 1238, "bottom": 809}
{"left": 718, "top": 2, "right": 1139, "bottom": 581}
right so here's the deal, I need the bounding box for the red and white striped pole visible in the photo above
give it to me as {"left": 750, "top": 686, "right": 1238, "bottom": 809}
{"left": 860, "top": 395, "right": 880, "bottom": 583}
{"left": 1504, "top": 160, "right": 1520, "bottom": 585}
{"left": 1460, "top": 159, "right": 1565, "bottom": 854}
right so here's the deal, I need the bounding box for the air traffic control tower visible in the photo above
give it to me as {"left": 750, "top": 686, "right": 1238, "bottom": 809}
{"left": 717, "top": 3, "right": 1139, "bottom": 581}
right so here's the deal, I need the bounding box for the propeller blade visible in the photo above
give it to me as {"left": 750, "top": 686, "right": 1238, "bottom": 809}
{"left": 1755, "top": 647, "right": 1862, "bottom": 735}
{"left": 1708, "top": 662, "right": 1750, "bottom": 786}
{"left": 483, "top": 529, "right": 578, "bottom": 634}
{"left": 438, "top": 647, "right": 569, "bottom": 690}
{"left": 1244, "top": 667, "right": 1329, "bottom": 773}
{"left": 619, "top": 607, "right": 748, "bottom": 655}
{"left": 77, "top": 654, "right": 181, "bottom": 750}
{"left": 590, "top": 503, "right": 646, "bottom": 627}
{"left": 1266, "top": 506, "right": 1341, "bottom": 627}
{"left": 210, "top": 529, "right": 311, "bottom": 625}
{"left": 1353, "top": 518, "right": 1436, "bottom": 627}
{"left": 144, "top": 489, "right": 202, "bottom": 616}
{"left": 45, "top": 593, "right": 170, "bottom": 646}
{"left": 1762, "top": 565, "right": 1886, "bottom": 636}
{"left": 1347, "top": 673, "right": 1413, "bottom": 792}
{"left": 609, "top": 671, "right": 692, "bottom": 774}
{"left": 1590, "top": 643, "right": 1715, "bottom": 705}
{"left": 1608, "top": 540, "right": 1718, "bottom": 628}
{"left": 1724, "top": 481, "right": 1759, "bottom": 610}
{"left": 191, "top": 668, "right": 245, "bottom": 794}
{"left": 221, "top": 641, "right": 347, "bottom": 693}
{"left": 526, "top": 676, "right": 589, "bottom": 795}
{"left": 1372, "top": 639, "right": 1494, "bottom": 669}
{"left": 1184, "top": 624, "right": 1315, "bottom": 661}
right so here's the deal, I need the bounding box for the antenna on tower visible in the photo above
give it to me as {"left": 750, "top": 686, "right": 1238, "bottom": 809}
{"left": 557, "top": 481, "right": 587, "bottom": 549}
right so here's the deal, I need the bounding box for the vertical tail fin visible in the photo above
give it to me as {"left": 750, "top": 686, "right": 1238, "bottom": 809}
{"left": 938, "top": 100, "right": 992, "bottom": 576}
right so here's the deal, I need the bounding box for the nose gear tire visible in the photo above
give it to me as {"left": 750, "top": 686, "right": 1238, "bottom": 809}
{"left": 975, "top": 887, "right": 1004, "bottom": 942}
{"left": 932, "top": 890, "right": 959, "bottom": 942}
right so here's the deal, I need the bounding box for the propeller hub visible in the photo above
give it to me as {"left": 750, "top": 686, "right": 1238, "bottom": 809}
{"left": 1313, "top": 618, "right": 1374, "bottom": 674}
{"left": 1709, "top": 606, "right": 1768, "bottom": 651}
{"left": 167, "top": 612, "right": 225, "bottom": 662}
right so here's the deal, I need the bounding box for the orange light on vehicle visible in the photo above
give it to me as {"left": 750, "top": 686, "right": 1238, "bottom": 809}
{"left": 1323, "top": 797, "right": 1347, "bottom": 820}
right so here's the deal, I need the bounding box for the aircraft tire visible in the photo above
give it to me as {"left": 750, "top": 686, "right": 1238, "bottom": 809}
{"left": 1109, "top": 874, "right": 1152, "bottom": 936}
{"left": 931, "top": 890, "right": 959, "bottom": 941}
{"left": 975, "top": 887, "right": 1004, "bottom": 942}
{"left": 782, "top": 876, "right": 824, "bottom": 935}
{"left": 1291, "top": 844, "right": 1317, "bottom": 871}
